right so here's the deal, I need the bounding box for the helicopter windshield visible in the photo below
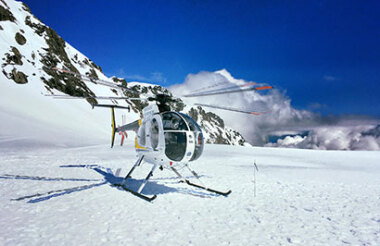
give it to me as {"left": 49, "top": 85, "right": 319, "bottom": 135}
{"left": 162, "top": 112, "right": 188, "bottom": 131}
{"left": 162, "top": 112, "right": 188, "bottom": 161}
{"left": 179, "top": 113, "right": 201, "bottom": 132}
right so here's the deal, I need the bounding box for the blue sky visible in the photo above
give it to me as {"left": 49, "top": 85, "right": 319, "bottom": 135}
{"left": 23, "top": 0, "right": 380, "bottom": 117}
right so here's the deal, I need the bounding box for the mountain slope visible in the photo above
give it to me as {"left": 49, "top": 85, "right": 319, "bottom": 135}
{"left": 0, "top": 0, "right": 249, "bottom": 147}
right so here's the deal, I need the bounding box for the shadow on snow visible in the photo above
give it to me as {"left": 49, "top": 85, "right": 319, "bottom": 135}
{"left": 3, "top": 164, "right": 217, "bottom": 203}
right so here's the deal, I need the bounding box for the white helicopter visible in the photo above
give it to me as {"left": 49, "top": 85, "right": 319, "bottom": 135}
{"left": 49, "top": 67, "right": 273, "bottom": 201}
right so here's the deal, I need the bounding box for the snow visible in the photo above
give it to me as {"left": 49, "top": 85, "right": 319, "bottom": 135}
{"left": 1, "top": 2, "right": 380, "bottom": 245}
{"left": 128, "top": 81, "right": 159, "bottom": 87}
{"left": 0, "top": 0, "right": 141, "bottom": 147}
{"left": 1, "top": 141, "right": 379, "bottom": 245}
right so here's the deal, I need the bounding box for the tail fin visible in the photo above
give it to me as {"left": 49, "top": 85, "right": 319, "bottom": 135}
{"left": 111, "top": 107, "right": 116, "bottom": 148}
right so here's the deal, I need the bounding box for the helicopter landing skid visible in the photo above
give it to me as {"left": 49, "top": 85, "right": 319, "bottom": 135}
{"left": 171, "top": 166, "right": 231, "bottom": 196}
{"left": 115, "top": 155, "right": 158, "bottom": 202}
{"left": 113, "top": 184, "right": 157, "bottom": 202}
{"left": 183, "top": 180, "right": 231, "bottom": 196}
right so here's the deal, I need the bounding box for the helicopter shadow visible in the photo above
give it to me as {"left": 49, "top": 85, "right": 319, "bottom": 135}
{"left": 6, "top": 164, "right": 217, "bottom": 203}
{"left": 92, "top": 167, "right": 178, "bottom": 195}
{"left": 0, "top": 174, "right": 102, "bottom": 182}
{"left": 93, "top": 167, "right": 217, "bottom": 198}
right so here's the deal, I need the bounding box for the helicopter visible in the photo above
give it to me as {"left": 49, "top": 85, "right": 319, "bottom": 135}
{"left": 48, "top": 67, "right": 273, "bottom": 201}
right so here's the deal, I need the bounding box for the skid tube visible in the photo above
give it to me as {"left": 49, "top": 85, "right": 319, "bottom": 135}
{"left": 171, "top": 166, "right": 231, "bottom": 196}
{"left": 113, "top": 184, "right": 157, "bottom": 202}
{"left": 184, "top": 180, "right": 231, "bottom": 196}
{"left": 115, "top": 155, "right": 158, "bottom": 202}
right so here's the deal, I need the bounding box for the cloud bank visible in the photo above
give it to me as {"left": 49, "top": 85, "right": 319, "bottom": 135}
{"left": 266, "top": 125, "right": 380, "bottom": 150}
{"left": 170, "top": 69, "right": 380, "bottom": 150}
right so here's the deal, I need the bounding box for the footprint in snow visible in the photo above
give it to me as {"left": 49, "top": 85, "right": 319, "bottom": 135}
{"left": 255, "top": 217, "right": 261, "bottom": 224}
{"left": 371, "top": 218, "right": 380, "bottom": 223}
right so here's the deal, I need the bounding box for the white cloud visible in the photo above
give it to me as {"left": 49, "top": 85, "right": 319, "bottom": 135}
{"left": 109, "top": 68, "right": 167, "bottom": 84}
{"left": 124, "top": 74, "right": 147, "bottom": 81}
{"left": 170, "top": 69, "right": 316, "bottom": 145}
{"left": 150, "top": 72, "right": 167, "bottom": 84}
{"left": 124, "top": 72, "right": 167, "bottom": 84}
{"left": 266, "top": 125, "right": 380, "bottom": 150}
{"left": 169, "top": 69, "right": 380, "bottom": 150}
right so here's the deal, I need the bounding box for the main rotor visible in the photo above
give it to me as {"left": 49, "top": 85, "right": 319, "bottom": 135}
{"left": 147, "top": 93, "right": 176, "bottom": 112}
{"left": 46, "top": 67, "right": 273, "bottom": 115}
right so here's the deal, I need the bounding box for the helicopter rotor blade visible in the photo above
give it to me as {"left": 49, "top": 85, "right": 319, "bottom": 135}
{"left": 184, "top": 85, "right": 273, "bottom": 98}
{"left": 51, "top": 67, "right": 124, "bottom": 89}
{"left": 193, "top": 82, "right": 263, "bottom": 95}
{"left": 45, "top": 94, "right": 146, "bottom": 101}
{"left": 47, "top": 67, "right": 137, "bottom": 93}
{"left": 188, "top": 81, "right": 230, "bottom": 94}
{"left": 195, "top": 103, "right": 265, "bottom": 115}
{"left": 188, "top": 81, "right": 262, "bottom": 94}
{"left": 93, "top": 104, "right": 131, "bottom": 110}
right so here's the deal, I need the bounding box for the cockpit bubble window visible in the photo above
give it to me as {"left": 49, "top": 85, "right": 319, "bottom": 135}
{"left": 190, "top": 131, "right": 204, "bottom": 161}
{"left": 164, "top": 132, "right": 187, "bottom": 161}
{"left": 179, "top": 113, "right": 202, "bottom": 132}
{"left": 179, "top": 113, "right": 204, "bottom": 161}
{"left": 162, "top": 112, "right": 188, "bottom": 131}
{"left": 151, "top": 118, "right": 159, "bottom": 150}
{"left": 138, "top": 122, "right": 146, "bottom": 146}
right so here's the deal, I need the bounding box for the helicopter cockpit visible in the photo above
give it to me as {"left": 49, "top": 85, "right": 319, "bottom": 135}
{"left": 160, "top": 112, "right": 204, "bottom": 162}
{"left": 136, "top": 103, "right": 204, "bottom": 164}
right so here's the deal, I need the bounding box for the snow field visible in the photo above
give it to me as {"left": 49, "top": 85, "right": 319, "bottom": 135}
{"left": 1, "top": 142, "right": 379, "bottom": 245}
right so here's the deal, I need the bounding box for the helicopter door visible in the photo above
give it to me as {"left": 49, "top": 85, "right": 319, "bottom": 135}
{"left": 150, "top": 115, "right": 164, "bottom": 151}
{"left": 150, "top": 118, "right": 159, "bottom": 150}
{"left": 137, "top": 120, "right": 146, "bottom": 147}
{"left": 181, "top": 131, "right": 196, "bottom": 163}
{"left": 179, "top": 113, "right": 204, "bottom": 161}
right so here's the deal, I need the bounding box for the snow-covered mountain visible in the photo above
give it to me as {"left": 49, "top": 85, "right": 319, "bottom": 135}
{"left": 1, "top": 2, "right": 380, "bottom": 245}
{"left": 0, "top": 0, "right": 249, "bottom": 147}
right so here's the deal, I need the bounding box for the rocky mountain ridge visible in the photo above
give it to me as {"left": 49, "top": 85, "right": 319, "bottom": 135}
{"left": 0, "top": 0, "right": 250, "bottom": 146}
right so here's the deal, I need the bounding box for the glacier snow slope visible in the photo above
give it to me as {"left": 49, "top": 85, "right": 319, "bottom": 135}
{"left": 0, "top": 0, "right": 140, "bottom": 147}
{"left": 0, "top": 141, "right": 379, "bottom": 245}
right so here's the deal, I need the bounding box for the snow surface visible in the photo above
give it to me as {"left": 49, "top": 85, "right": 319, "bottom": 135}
{"left": 0, "top": 0, "right": 141, "bottom": 147}
{"left": 1, "top": 0, "right": 245, "bottom": 148}
{"left": 1, "top": 141, "right": 379, "bottom": 245}
{"left": 1, "top": 2, "right": 379, "bottom": 244}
